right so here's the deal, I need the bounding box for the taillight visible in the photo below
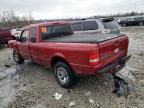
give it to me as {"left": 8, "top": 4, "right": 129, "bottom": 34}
{"left": 89, "top": 51, "right": 100, "bottom": 66}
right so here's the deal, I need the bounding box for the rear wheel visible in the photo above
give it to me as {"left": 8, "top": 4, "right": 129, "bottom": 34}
{"left": 13, "top": 50, "right": 24, "bottom": 64}
{"left": 139, "top": 22, "right": 143, "bottom": 26}
{"left": 54, "top": 62, "right": 77, "bottom": 88}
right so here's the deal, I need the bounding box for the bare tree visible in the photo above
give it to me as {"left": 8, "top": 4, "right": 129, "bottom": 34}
{"left": 0, "top": 10, "right": 34, "bottom": 28}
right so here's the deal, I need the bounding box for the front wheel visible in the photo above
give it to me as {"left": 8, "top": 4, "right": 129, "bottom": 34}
{"left": 54, "top": 62, "right": 77, "bottom": 88}
{"left": 121, "top": 23, "right": 126, "bottom": 27}
{"left": 13, "top": 50, "right": 24, "bottom": 64}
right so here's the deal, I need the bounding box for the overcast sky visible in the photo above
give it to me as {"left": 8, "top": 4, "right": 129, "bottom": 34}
{"left": 0, "top": 0, "right": 144, "bottom": 19}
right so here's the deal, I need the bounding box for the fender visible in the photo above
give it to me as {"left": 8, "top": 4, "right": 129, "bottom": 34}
{"left": 50, "top": 52, "right": 70, "bottom": 68}
{"left": 8, "top": 40, "right": 20, "bottom": 54}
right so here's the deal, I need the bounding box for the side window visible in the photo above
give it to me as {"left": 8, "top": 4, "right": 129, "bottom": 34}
{"left": 103, "top": 21, "right": 119, "bottom": 29}
{"left": 134, "top": 17, "right": 144, "bottom": 21}
{"left": 83, "top": 21, "right": 98, "bottom": 31}
{"left": 71, "top": 22, "right": 82, "bottom": 31}
{"left": 41, "top": 24, "right": 72, "bottom": 40}
{"left": 21, "top": 30, "right": 29, "bottom": 42}
{"left": 30, "top": 27, "right": 37, "bottom": 43}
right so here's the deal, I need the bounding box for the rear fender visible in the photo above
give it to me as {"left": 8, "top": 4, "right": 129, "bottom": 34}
{"left": 50, "top": 53, "right": 70, "bottom": 68}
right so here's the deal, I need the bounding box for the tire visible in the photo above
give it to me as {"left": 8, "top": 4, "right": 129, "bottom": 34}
{"left": 13, "top": 50, "right": 24, "bottom": 64}
{"left": 121, "top": 23, "right": 126, "bottom": 27}
{"left": 139, "top": 22, "right": 143, "bottom": 26}
{"left": 54, "top": 62, "right": 77, "bottom": 88}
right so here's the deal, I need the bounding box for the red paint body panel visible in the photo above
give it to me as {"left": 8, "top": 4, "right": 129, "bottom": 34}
{"left": 8, "top": 22, "right": 129, "bottom": 76}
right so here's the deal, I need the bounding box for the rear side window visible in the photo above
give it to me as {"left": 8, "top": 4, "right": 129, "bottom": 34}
{"left": 41, "top": 24, "right": 72, "bottom": 40}
{"left": 30, "top": 27, "right": 37, "bottom": 43}
{"left": 83, "top": 21, "right": 98, "bottom": 31}
{"left": 71, "top": 22, "right": 82, "bottom": 31}
{"left": 103, "top": 20, "right": 119, "bottom": 29}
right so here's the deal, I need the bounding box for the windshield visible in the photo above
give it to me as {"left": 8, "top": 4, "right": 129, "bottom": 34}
{"left": 103, "top": 20, "right": 120, "bottom": 29}
{"left": 41, "top": 24, "right": 72, "bottom": 40}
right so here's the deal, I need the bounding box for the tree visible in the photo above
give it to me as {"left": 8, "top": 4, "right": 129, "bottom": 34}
{"left": 0, "top": 10, "right": 34, "bottom": 28}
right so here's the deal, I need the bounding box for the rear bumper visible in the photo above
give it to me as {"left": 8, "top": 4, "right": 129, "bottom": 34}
{"left": 97, "top": 55, "right": 131, "bottom": 74}
{"left": 72, "top": 55, "right": 131, "bottom": 76}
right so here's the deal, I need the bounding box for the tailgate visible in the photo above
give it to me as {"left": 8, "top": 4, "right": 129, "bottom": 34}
{"left": 99, "top": 35, "right": 128, "bottom": 66}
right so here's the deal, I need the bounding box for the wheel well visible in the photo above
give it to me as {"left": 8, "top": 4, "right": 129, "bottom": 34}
{"left": 120, "top": 21, "right": 126, "bottom": 25}
{"left": 51, "top": 56, "right": 71, "bottom": 69}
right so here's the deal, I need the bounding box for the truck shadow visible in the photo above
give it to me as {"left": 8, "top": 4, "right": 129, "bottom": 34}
{"left": 15, "top": 60, "right": 115, "bottom": 94}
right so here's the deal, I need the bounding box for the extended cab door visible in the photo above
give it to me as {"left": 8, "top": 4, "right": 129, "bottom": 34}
{"left": 17, "top": 29, "right": 31, "bottom": 59}
{"left": 29, "top": 27, "right": 40, "bottom": 63}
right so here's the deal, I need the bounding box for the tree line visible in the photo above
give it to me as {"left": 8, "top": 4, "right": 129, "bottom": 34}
{"left": 95, "top": 11, "right": 144, "bottom": 18}
{"left": 0, "top": 11, "right": 33, "bottom": 29}
{"left": 0, "top": 11, "right": 144, "bottom": 29}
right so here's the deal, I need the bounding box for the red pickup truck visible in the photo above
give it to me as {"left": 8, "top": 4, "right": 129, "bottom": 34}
{"left": 0, "top": 28, "right": 11, "bottom": 46}
{"left": 8, "top": 22, "right": 130, "bottom": 88}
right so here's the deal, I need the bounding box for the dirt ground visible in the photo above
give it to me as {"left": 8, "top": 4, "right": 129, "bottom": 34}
{"left": 0, "top": 26, "right": 144, "bottom": 108}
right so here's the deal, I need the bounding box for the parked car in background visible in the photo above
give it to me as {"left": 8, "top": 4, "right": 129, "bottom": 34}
{"left": 0, "top": 28, "right": 11, "bottom": 46}
{"left": 9, "top": 22, "right": 130, "bottom": 88}
{"left": 70, "top": 19, "right": 105, "bottom": 34}
{"left": 70, "top": 18, "right": 120, "bottom": 34}
{"left": 101, "top": 18, "right": 121, "bottom": 34}
{"left": 11, "top": 28, "right": 22, "bottom": 39}
{"left": 119, "top": 16, "right": 144, "bottom": 27}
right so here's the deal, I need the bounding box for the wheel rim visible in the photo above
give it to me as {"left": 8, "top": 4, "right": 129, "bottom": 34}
{"left": 56, "top": 67, "right": 69, "bottom": 84}
{"left": 13, "top": 51, "right": 19, "bottom": 62}
{"left": 122, "top": 24, "right": 126, "bottom": 27}
{"left": 139, "top": 22, "right": 143, "bottom": 26}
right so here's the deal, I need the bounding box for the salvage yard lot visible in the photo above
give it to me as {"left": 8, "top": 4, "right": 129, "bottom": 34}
{"left": 0, "top": 26, "right": 144, "bottom": 108}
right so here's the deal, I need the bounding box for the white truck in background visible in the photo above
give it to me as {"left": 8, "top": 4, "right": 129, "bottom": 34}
{"left": 10, "top": 28, "right": 22, "bottom": 39}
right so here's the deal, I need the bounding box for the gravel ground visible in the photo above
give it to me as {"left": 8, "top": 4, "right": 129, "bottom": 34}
{"left": 0, "top": 26, "right": 144, "bottom": 108}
